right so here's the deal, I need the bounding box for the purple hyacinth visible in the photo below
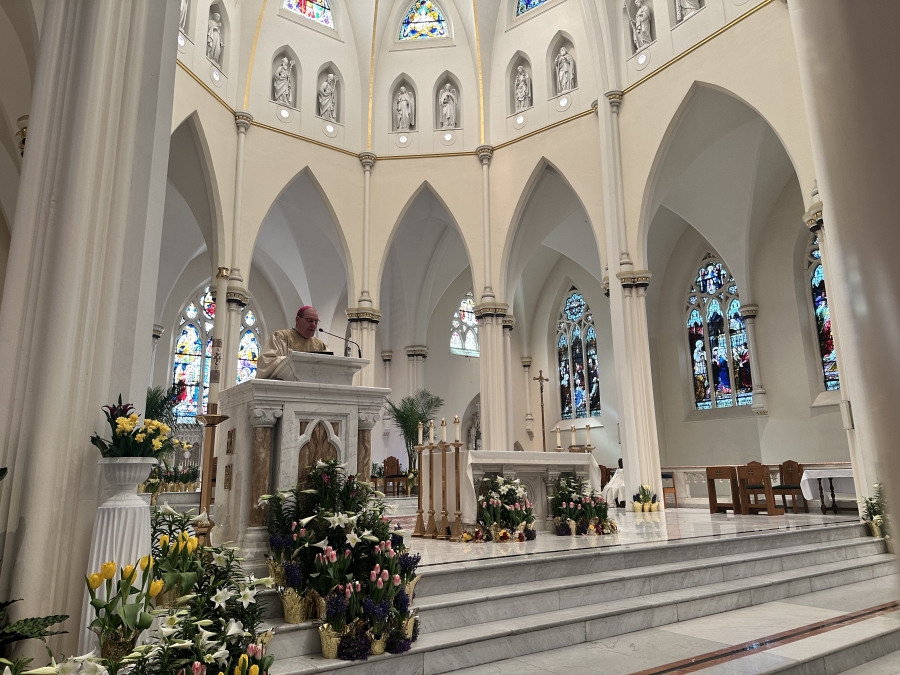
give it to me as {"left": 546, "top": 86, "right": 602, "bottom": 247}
{"left": 393, "top": 588, "right": 410, "bottom": 615}
{"left": 398, "top": 552, "right": 421, "bottom": 578}
{"left": 386, "top": 629, "right": 412, "bottom": 654}
{"left": 362, "top": 597, "right": 391, "bottom": 622}
{"left": 326, "top": 594, "right": 347, "bottom": 623}
{"left": 337, "top": 629, "right": 371, "bottom": 661}
{"left": 283, "top": 561, "right": 302, "bottom": 588}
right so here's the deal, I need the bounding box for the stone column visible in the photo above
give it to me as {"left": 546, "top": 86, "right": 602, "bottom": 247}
{"left": 347, "top": 307, "right": 381, "bottom": 387}
{"left": 788, "top": 2, "right": 900, "bottom": 508}
{"left": 243, "top": 405, "right": 282, "bottom": 572}
{"left": 222, "top": 287, "right": 248, "bottom": 389}
{"left": 406, "top": 346, "right": 427, "bottom": 393}
{"left": 475, "top": 303, "right": 509, "bottom": 452}
{"left": 357, "top": 412, "right": 380, "bottom": 479}
{"left": 207, "top": 266, "right": 229, "bottom": 404}
{"left": 739, "top": 305, "right": 769, "bottom": 415}
{"left": 382, "top": 351, "right": 393, "bottom": 431}
{"left": 358, "top": 152, "right": 376, "bottom": 308}
{"left": 477, "top": 145, "right": 495, "bottom": 302}
{"left": 522, "top": 357, "right": 535, "bottom": 439}
{"left": 503, "top": 316, "right": 515, "bottom": 448}
{"left": 0, "top": 0, "right": 179, "bottom": 654}
{"left": 150, "top": 324, "right": 165, "bottom": 387}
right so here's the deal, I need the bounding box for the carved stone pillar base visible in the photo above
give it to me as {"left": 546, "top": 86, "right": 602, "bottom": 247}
{"left": 240, "top": 526, "right": 270, "bottom": 577}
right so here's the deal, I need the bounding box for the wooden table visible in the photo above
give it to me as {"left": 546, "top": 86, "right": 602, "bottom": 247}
{"left": 800, "top": 468, "right": 856, "bottom": 514}
{"left": 706, "top": 466, "right": 742, "bottom": 514}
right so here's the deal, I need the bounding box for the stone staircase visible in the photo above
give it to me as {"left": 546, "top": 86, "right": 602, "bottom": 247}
{"left": 266, "top": 522, "right": 894, "bottom": 675}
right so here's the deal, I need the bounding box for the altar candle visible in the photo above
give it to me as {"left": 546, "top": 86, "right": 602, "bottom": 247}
{"left": 429, "top": 420, "right": 435, "bottom": 444}
{"left": 556, "top": 425, "right": 561, "bottom": 448}
{"left": 418, "top": 421, "right": 423, "bottom": 446}
{"left": 585, "top": 424, "right": 591, "bottom": 447}
{"left": 570, "top": 425, "right": 576, "bottom": 447}
{"left": 454, "top": 415, "right": 460, "bottom": 441}
{"left": 441, "top": 418, "right": 447, "bottom": 442}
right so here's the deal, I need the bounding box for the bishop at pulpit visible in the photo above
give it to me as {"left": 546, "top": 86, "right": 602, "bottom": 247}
{"left": 213, "top": 351, "right": 388, "bottom": 573}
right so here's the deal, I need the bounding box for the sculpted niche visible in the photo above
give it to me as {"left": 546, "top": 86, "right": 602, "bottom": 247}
{"left": 437, "top": 82, "right": 459, "bottom": 129}
{"left": 628, "top": 0, "right": 653, "bottom": 51}
{"left": 514, "top": 65, "right": 532, "bottom": 112}
{"left": 206, "top": 9, "right": 224, "bottom": 67}
{"left": 554, "top": 47, "right": 576, "bottom": 95}
{"left": 395, "top": 86, "right": 416, "bottom": 131}
{"left": 319, "top": 72, "right": 338, "bottom": 121}
{"left": 675, "top": 0, "right": 702, "bottom": 22}
{"left": 179, "top": 0, "right": 190, "bottom": 32}
{"left": 272, "top": 56, "right": 296, "bottom": 107}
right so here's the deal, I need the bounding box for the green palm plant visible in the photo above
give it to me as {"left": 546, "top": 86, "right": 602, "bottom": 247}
{"left": 383, "top": 389, "right": 444, "bottom": 472}
{"left": 145, "top": 383, "right": 184, "bottom": 430}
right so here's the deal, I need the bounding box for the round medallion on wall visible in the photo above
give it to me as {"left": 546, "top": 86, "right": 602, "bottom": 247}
{"left": 635, "top": 49, "right": 651, "bottom": 72}
{"left": 177, "top": 33, "right": 187, "bottom": 54}
{"left": 513, "top": 112, "right": 528, "bottom": 129}
{"left": 555, "top": 95, "right": 572, "bottom": 113}
{"left": 210, "top": 65, "right": 223, "bottom": 88}
{"left": 276, "top": 106, "right": 292, "bottom": 124}
{"left": 396, "top": 133, "right": 411, "bottom": 148}
{"left": 323, "top": 120, "right": 338, "bottom": 138}
{"left": 439, "top": 130, "right": 456, "bottom": 146}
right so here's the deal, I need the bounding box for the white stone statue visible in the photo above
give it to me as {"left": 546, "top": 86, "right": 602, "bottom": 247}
{"left": 438, "top": 83, "right": 458, "bottom": 129}
{"left": 206, "top": 12, "right": 224, "bottom": 66}
{"left": 180, "top": 0, "right": 189, "bottom": 32}
{"left": 273, "top": 57, "right": 294, "bottom": 107}
{"left": 318, "top": 73, "right": 338, "bottom": 121}
{"left": 514, "top": 66, "right": 532, "bottom": 112}
{"left": 629, "top": 0, "right": 653, "bottom": 51}
{"left": 676, "top": 0, "right": 702, "bottom": 22}
{"left": 396, "top": 86, "right": 415, "bottom": 131}
{"left": 554, "top": 47, "right": 576, "bottom": 96}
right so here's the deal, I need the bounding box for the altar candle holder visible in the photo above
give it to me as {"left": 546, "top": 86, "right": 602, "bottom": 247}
{"left": 412, "top": 443, "right": 426, "bottom": 537}
{"left": 437, "top": 441, "right": 450, "bottom": 540}
{"left": 451, "top": 440, "right": 464, "bottom": 541}
{"left": 555, "top": 425, "right": 563, "bottom": 452}
{"left": 425, "top": 440, "right": 439, "bottom": 538}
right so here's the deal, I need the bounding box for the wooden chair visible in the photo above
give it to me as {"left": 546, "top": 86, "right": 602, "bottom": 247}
{"left": 706, "top": 466, "right": 742, "bottom": 514}
{"left": 597, "top": 464, "right": 611, "bottom": 488}
{"left": 772, "top": 460, "right": 808, "bottom": 513}
{"left": 661, "top": 472, "right": 677, "bottom": 507}
{"left": 382, "top": 456, "right": 408, "bottom": 497}
{"left": 737, "top": 462, "right": 784, "bottom": 516}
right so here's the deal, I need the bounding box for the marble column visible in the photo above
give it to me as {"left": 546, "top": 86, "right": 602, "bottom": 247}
{"left": 477, "top": 145, "right": 495, "bottom": 302}
{"left": 406, "top": 346, "right": 427, "bottom": 393}
{"left": 207, "top": 266, "right": 230, "bottom": 404}
{"left": 503, "top": 316, "right": 515, "bottom": 448}
{"left": 788, "top": 2, "right": 899, "bottom": 508}
{"left": 0, "top": 0, "right": 179, "bottom": 655}
{"left": 522, "top": 357, "right": 535, "bottom": 440}
{"left": 357, "top": 412, "right": 380, "bottom": 479}
{"left": 222, "top": 287, "right": 249, "bottom": 389}
{"left": 358, "top": 152, "right": 376, "bottom": 308}
{"left": 475, "top": 304, "right": 510, "bottom": 452}
{"left": 347, "top": 307, "right": 381, "bottom": 387}
{"left": 150, "top": 324, "right": 165, "bottom": 387}
{"left": 243, "top": 405, "right": 282, "bottom": 572}
{"left": 739, "top": 305, "right": 769, "bottom": 415}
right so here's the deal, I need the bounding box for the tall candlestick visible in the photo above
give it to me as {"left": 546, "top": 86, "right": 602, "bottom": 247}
{"left": 418, "top": 421, "right": 423, "bottom": 446}
{"left": 555, "top": 425, "right": 561, "bottom": 448}
{"left": 454, "top": 415, "right": 460, "bottom": 441}
{"left": 570, "top": 425, "right": 576, "bottom": 447}
{"left": 585, "top": 423, "right": 591, "bottom": 447}
{"left": 429, "top": 419, "right": 435, "bottom": 444}
{"left": 441, "top": 418, "right": 447, "bottom": 442}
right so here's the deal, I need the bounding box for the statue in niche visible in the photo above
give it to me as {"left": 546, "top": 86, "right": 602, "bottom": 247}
{"left": 675, "top": 0, "right": 702, "bottom": 22}
{"left": 206, "top": 12, "right": 224, "bottom": 66}
{"left": 318, "top": 73, "right": 338, "bottom": 121}
{"left": 628, "top": 0, "right": 653, "bottom": 51}
{"left": 180, "top": 0, "right": 189, "bottom": 32}
{"left": 514, "top": 66, "right": 532, "bottom": 112}
{"left": 273, "top": 57, "right": 295, "bottom": 106}
{"left": 554, "top": 47, "right": 576, "bottom": 95}
{"left": 438, "top": 83, "right": 458, "bottom": 129}
{"left": 396, "top": 86, "right": 415, "bottom": 131}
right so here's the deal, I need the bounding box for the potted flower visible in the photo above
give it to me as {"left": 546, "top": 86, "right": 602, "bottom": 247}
{"left": 320, "top": 594, "right": 349, "bottom": 659}
{"left": 860, "top": 483, "right": 890, "bottom": 547}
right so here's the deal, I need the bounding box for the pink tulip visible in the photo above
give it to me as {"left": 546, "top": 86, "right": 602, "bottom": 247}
{"left": 345, "top": 586, "right": 351, "bottom": 598}
{"left": 386, "top": 540, "right": 392, "bottom": 550}
{"left": 345, "top": 549, "right": 351, "bottom": 559}
{"left": 515, "top": 502, "right": 520, "bottom": 509}
{"left": 192, "top": 662, "right": 205, "bottom": 675}
{"left": 577, "top": 504, "right": 582, "bottom": 510}
{"left": 569, "top": 502, "right": 575, "bottom": 509}
{"left": 356, "top": 581, "right": 361, "bottom": 591}
{"left": 293, "top": 533, "right": 298, "bottom": 541}
{"left": 381, "top": 569, "right": 389, "bottom": 581}
{"left": 382, "top": 516, "right": 389, "bottom": 523}
{"left": 370, "top": 570, "right": 377, "bottom": 581}
{"left": 377, "top": 578, "right": 383, "bottom": 589}
{"left": 299, "top": 528, "right": 306, "bottom": 537}
{"left": 374, "top": 564, "right": 381, "bottom": 573}
{"left": 329, "top": 551, "right": 337, "bottom": 563}
{"left": 393, "top": 574, "right": 401, "bottom": 586}
{"left": 482, "top": 501, "right": 487, "bottom": 508}
{"left": 291, "top": 521, "right": 297, "bottom": 530}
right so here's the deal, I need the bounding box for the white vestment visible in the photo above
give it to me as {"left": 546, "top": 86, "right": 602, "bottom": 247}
{"left": 256, "top": 328, "right": 328, "bottom": 379}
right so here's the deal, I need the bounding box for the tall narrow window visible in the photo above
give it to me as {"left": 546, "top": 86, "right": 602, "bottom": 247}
{"left": 684, "top": 256, "right": 753, "bottom": 410}
{"left": 808, "top": 235, "right": 840, "bottom": 390}
{"left": 399, "top": 0, "right": 449, "bottom": 40}
{"left": 450, "top": 290, "right": 479, "bottom": 357}
{"left": 557, "top": 288, "right": 601, "bottom": 420}
{"left": 172, "top": 287, "right": 264, "bottom": 421}
{"left": 282, "top": 0, "right": 334, "bottom": 28}
{"left": 516, "top": 0, "right": 550, "bottom": 16}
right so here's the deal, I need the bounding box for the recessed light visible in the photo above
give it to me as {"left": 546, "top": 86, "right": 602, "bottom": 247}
{"left": 638, "top": 53, "right": 647, "bottom": 65}
{"left": 444, "top": 133, "right": 452, "bottom": 141}
{"left": 212, "top": 70, "right": 220, "bottom": 81}
{"left": 399, "top": 135, "right": 408, "bottom": 143}
{"left": 280, "top": 109, "right": 289, "bottom": 118}
{"left": 516, "top": 115, "right": 525, "bottom": 124}
{"left": 559, "top": 97, "right": 568, "bottom": 107}
{"left": 178, "top": 34, "right": 185, "bottom": 46}
{"left": 326, "top": 124, "right": 335, "bottom": 133}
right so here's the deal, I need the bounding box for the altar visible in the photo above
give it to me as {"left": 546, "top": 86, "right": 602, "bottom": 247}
{"left": 212, "top": 352, "right": 389, "bottom": 571}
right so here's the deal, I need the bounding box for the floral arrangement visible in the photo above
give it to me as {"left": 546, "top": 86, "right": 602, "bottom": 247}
{"left": 550, "top": 476, "right": 617, "bottom": 536}
{"left": 476, "top": 475, "right": 536, "bottom": 542}
{"left": 371, "top": 462, "right": 384, "bottom": 479}
{"left": 90, "top": 396, "right": 174, "bottom": 460}
{"left": 860, "top": 483, "right": 890, "bottom": 544}
{"left": 632, "top": 484, "right": 658, "bottom": 512}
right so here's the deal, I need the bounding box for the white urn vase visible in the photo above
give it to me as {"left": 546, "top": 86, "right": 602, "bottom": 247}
{"left": 98, "top": 457, "right": 157, "bottom": 507}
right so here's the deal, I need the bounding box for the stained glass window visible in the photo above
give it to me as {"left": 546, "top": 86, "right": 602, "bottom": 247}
{"left": 450, "top": 290, "right": 479, "bottom": 357}
{"left": 516, "top": 0, "right": 550, "bottom": 16}
{"left": 684, "top": 255, "right": 753, "bottom": 410}
{"left": 172, "top": 287, "right": 264, "bottom": 421}
{"left": 399, "top": 0, "right": 449, "bottom": 40}
{"left": 557, "top": 288, "right": 601, "bottom": 420}
{"left": 807, "top": 235, "right": 840, "bottom": 390}
{"left": 282, "top": 0, "right": 333, "bottom": 29}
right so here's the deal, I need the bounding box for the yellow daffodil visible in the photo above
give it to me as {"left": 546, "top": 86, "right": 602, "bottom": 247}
{"left": 101, "top": 561, "right": 116, "bottom": 580}
{"left": 135, "top": 433, "right": 146, "bottom": 443}
{"left": 249, "top": 666, "right": 259, "bottom": 675}
{"left": 159, "top": 534, "right": 170, "bottom": 549}
{"left": 148, "top": 579, "right": 165, "bottom": 597}
{"left": 159, "top": 423, "right": 171, "bottom": 436}
{"left": 122, "top": 565, "right": 136, "bottom": 583}
{"left": 88, "top": 573, "right": 102, "bottom": 590}
{"left": 152, "top": 438, "right": 163, "bottom": 451}
{"left": 140, "top": 555, "right": 153, "bottom": 571}
{"left": 129, "top": 413, "right": 139, "bottom": 421}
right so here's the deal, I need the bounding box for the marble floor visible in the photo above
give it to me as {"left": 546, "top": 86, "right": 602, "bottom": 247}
{"left": 407, "top": 508, "right": 859, "bottom": 567}
{"left": 448, "top": 575, "right": 900, "bottom": 675}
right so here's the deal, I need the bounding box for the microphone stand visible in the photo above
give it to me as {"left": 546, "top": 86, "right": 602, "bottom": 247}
{"left": 318, "top": 328, "right": 362, "bottom": 358}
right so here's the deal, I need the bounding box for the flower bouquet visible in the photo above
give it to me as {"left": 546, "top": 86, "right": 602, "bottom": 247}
{"left": 477, "top": 475, "right": 536, "bottom": 542}
{"left": 90, "top": 396, "right": 174, "bottom": 460}
{"left": 551, "top": 476, "right": 617, "bottom": 535}
{"left": 633, "top": 484, "right": 657, "bottom": 512}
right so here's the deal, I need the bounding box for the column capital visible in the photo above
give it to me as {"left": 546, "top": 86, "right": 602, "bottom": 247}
{"left": 249, "top": 406, "right": 283, "bottom": 428}
{"left": 616, "top": 270, "right": 651, "bottom": 288}
{"left": 502, "top": 315, "right": 516, "bottom": 331}
{"left": 358, "top": 151, "right": 377, "bottom": 169}
{"left": 803, "top": 200, "right": 824, "bottom": 233}
{"left": 476, "top": 145, "right": 494, "bottom": 165}
{"left": 602, "top": 276, "right": 610, "bottom": 297}
{"left": 521, "top": 357, "right": 532, "bottom": 368}
{"left": 234, "top": 111, "right": 253, "bottom": 132}
{"left": 474, "top": 302, "right": 508, "bottom": 319}
{"left": 216, "top": 266, "right": 230, "bottom": 279}
{"left": 226, "top": 287, "right": 249, "bottom": 307}
{"left": 346, "top": 307, "right": 382, "bottom": 323}
{"left": 605, "top": 90, "right": 624, "bottom": 112}
{"left": 152, "top": 324, "right": 165, "bottom": 340}
{"left": 739, "top": 304, "right": 759, "bottom": 319}
{"left": 405, "top": 345, "right": 428, "bottom": 358}
{"left": 381, "top": 350, "right": 393, "bottom": 362}
{"left": 358, "top": 411, "right": 381, "bottom": 430}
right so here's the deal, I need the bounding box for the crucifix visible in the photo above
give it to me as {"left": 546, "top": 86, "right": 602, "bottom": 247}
{"left": 533, "top": 369, "right": 550, "bottom": 452}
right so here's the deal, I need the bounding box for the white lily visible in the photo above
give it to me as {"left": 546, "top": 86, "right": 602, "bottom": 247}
{"left": 347, "top": 513, "right": 360, "bottom": 525}
{"left": 361, "top": 529, "right": 379, "bottom": 542}
{"left": 257, "top": 495, "right": 272, "bottom": 508}
{"left": 159, "top": 501, "right": 179, "bottom": 516}
{"left": 313, "top": 538, "right": 329, "bottom": 549}
{"left": 316, "top": 459, "right": 329, "bottom": 468}
{"left": 346, "top": 531, "right": 361, "bottom": 548}
{"left": 257, "top": 576, "right": 276, "bottom": 588}
{"left": 224, "top": 618, "right": 246, "bottom": 638}
{"left": 191, "top": 509, "right": 211, "bottom": 526}
{"left": 239, "top": 586, "right": 258, "bottom": 608}
{"left": 211, "top": 587, "right": 234, "bottom": 609}
{"left": 198, "top": 627, "right": 218, "bottom": 648}
{"left": 212, "top": 551, "right": 227, "bottom": 566}
{"left": 299, "top": 514, "right": 317, "bottom": 526}
{"left": 374, "top": 490, "right": 386, "bottom": 498}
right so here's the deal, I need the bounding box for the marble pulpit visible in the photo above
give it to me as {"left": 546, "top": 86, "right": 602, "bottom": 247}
{"left": 213, "top": 352, "right": 389, "bottom": 572}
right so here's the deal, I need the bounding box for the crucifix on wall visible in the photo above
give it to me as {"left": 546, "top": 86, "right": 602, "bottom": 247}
{"left": 533, "top": 369, "right": 550, "bottom": 452}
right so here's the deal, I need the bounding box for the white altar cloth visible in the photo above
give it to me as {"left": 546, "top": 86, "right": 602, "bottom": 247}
{"left": 800, "top": 468, "right": 855, "bottom": 500}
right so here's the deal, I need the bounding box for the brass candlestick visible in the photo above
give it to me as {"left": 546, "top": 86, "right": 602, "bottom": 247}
{"left": 438, "top": 441, "right": 450, "bottom": 540}
{"left": 412, "top": 444, "right": 425, "bottom": 537}
{"left": 451, "top": 441, "right": 464, "bottom": 540}
{"left": 425, "top": 443, "right": 438, "bottom": 538}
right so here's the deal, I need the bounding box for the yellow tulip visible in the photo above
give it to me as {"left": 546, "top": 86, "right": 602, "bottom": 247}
{"left": 180, "top": 530, "right": 190, "bottom": 541}
{"left": 139, "top": 555, "right": 153, "bottom": 571}
{"left": 88, "top": 573, "right": 102, "bottom": 590}
{"left": 249, "top": 666, "right": 259, "bottom": 675}
{"left": 122, "top": 565, "right": 136, "bottom": 583}
{"left": 177, "top": 541, "right": 186, "bottom": 553}
{"left": 148, "top": 579, "right": 165, "bottom": 597}
{"left": 159, "top": 535, "right": 169, "bottom": 549}
{"left": 101, "top": 561, "right": 116, "bottom": 580}
{"left": 238, "top": 654, "right": 248, "bottom": 669}
{"left": 188, "top": 537, "right": 199, "bottom": 553}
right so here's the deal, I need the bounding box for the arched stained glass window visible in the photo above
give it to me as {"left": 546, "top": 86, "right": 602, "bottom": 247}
{"left": 282, "top": 0, "right": 334, "bottom": 28}
{"left": 685, "top": 256, "right": 753, "bottom": 410}
{"left": 172, "top": 287, "right": 264, "bottom": 421}
{"left": 807, "top": 234, "right": 840, "bottom": 390}
{"left": 450, "top": 290, "right": 479, "bottom": 357}
{"left": 557, "top": 288, "right": 601, "bottom": 420}
{"left": 516, "top": 0, "right": 550, "bottom": 16}
{"left": 399, "top": 0, "right": 449, "bottom": 40}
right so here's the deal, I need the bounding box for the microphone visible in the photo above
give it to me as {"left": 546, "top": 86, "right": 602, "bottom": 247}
{"left": 318, "top": 328, "right": 362, "bottom": 358}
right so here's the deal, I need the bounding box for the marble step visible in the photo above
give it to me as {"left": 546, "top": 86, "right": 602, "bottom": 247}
{"left": 415, "top": 522, "right": 869, "bottom": 598}
{"left": 267, "top": 552, "right": 895, "bottom": 674}
{"left": 416, "top": 536, "right": 886, "bottom": 633}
